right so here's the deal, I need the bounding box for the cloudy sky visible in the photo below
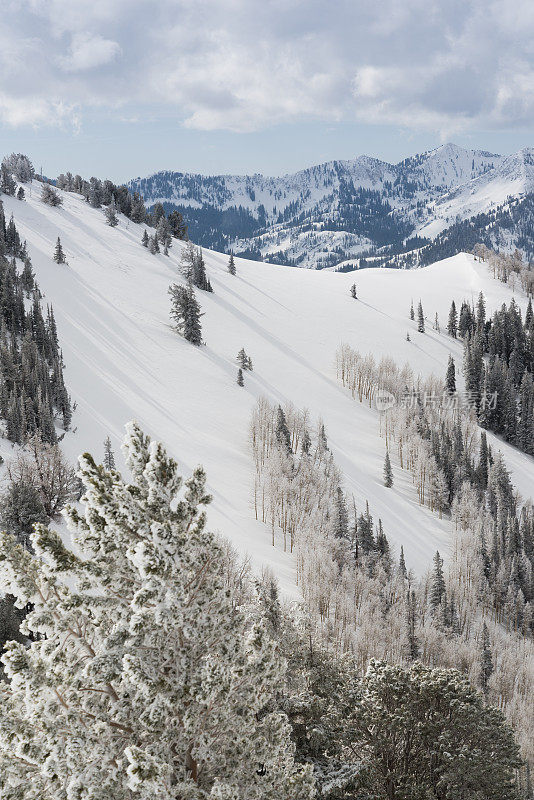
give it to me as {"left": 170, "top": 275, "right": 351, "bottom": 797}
{"left": 0, "top": 0, "right": 533, "bottom": 181}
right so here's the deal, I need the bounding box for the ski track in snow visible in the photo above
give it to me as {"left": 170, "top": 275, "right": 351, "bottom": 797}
{"left": 4, "top": 183, "right": 534, "bottom": 596}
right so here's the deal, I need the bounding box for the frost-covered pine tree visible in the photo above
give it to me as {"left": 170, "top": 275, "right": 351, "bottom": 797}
{"left": 228, "top": 253, "right": 236, "bottom": 275}
{"left": 53, "top": 237, "right": 66, "bottom": 264}
{"left": 237, "top": 367, "right": 244, "bottom": 386}
{"left": 383, "top": 450, "right": 393, "bottom": 487}
{"left": 410, "top": 300, "right": 415, "bottom": 321}
{"left": 103, "top": 435, "right": 116, "bottom": 470}
{"left": 40, "top": 183, "right": 63, "bottom": 207}
{"left": 142, "top": 229, "right": 149, "bottom": 247}
{"left": 350, "top": 283, "right": 357, "bottom": 299}
{"left": 0, "top": 423, "right": 315, "bottom": 800}
{"left": 104, "top": 200, "right": 119, "bottom": 227}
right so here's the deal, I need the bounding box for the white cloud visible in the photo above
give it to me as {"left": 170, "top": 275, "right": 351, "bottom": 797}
{"left": 0, "top": 0, "right": 533, "bottom": 136}
{"left": 59, "top": 33, "right": 121, "bottom": 72}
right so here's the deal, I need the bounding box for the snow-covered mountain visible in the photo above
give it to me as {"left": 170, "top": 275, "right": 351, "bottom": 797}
{"left": 128, "top": 143, "right": 534, "bottom": 269}
{"left": 3, "top": 181, "right": 534, "bottom": 595}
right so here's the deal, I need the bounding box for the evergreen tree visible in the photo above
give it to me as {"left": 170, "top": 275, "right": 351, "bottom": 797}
{"left": 430, "top": 551, "right": 446, "bottom": 610}
{"left": 417, "top": 300, "right": 425, "bottom": 333}
{"left": 53, "top": 237, "right": 66, "bottom": 265}
{"left": 349, "top": 660, "right": 520, "bottom": 800}
{"left": 448, "top": 300, "right": 458, "bottom": 338}
{"left": 383, "top": 450, "right": 393, "bottom": 487}
{"left": 40, "top": 183, "right": 62, "bottom": 207}
{"left": 350, "top": 283, "right": 357, "bottom": 299}
{"left": 333, "top": 486, "right": 349, "bottom": 539}
{"left": 16, "top": 187, "right": 25, "bottom": 202}
{"left": 237, "top": 367, "right": 244, "bottom": 386}
{"left": 141, "top": 229, "right": 149, "bottom": 247}
{"left": 103, "top": 436, "right": 116, "bottom": 470}
{"left": 149, "top": 234, "right": 160, "bottom": 254}
{"left": 399, "top": 546, "right": 408, "bottom": 579}
{"left": 0, "top": 423, "right": 315, "bottom": 799}
{"left": 275, "top": 406, "right": 292, "bottom": 454}
{"left": 237, "top": 348, "right": 253, "bottom": 370}
{"left": 104, "top": 200, "right": 119, "bottom": 227}
{"left": 228, "top": 253, "right": 236, "bottom": 275}
{"left": 445, "top": 354, "right": 456, "bottom": 394}
{"left": 0, "top": 165, "right": 16, "bottom": 196}
{"left": 168, "top": 283, "right": 203, "bottom": 346}
{"left": 479, "top": 621, "right": 494, "bottom": 697}
{"left": 410, "top": 299, "right": 415, "bottom": 321}
{"left": 405, "top": 591, "right": 419, "bottom": 660}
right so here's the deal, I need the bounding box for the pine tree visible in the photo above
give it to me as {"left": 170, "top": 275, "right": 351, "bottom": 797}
{"left": 430, "top": 551, "right": 446, "bottom": 610}
{"left": 149, "top": 234, "right": 160, "bottom": 254}
{"left": 275, "top": 406, "right": 292, "bottom": 454}
{"left": 410, "top": 300, "right": 415, "bottom": 321}
{"left": 40, "top": 183, "right": 62, "bottom": 207}
{"left": 53, "top": 237, "right": 66, "bottom": 264}
{"left": 169, "top": 283, "right": 203, "bottom": 345}
{"left": 103, "top": 436, "right": 116, "bottom": 470}
{"left": 445, "top": 355, "right": 456, "bottom": 395}
{"left": 350, "top": 283, "right": 357, "bottom": 299}
{"left": 479, "top": 621, "right": 493, "bottom": 697}
{"left": 406, "top": 331, "right": 411, "bottom": 341}
{"left": 141, "top": 229, "right": 149, "bottom": 247}
{"left": 104, "top": 200, "right": 118, "bottom": 227}
{"left": 349, "top": 660, "right": 520, "bottom": 800}
{"left": 228, "top": 252, "right": 236, "bottom": 275}
{"left": 333, "top": 487, "right": 349, "bottom": 539}
{"left": 448, "top": 300, "right": 458, "bottom": 338}
{"left": 237, "top": 367, "right": 244, "bottom": 386}
{"left": 0, "top": 423, "right": 315, "bottom": 799}
{"left": 417, "top": 300, "right": 425, "bottom": 333}
{"left": 16, "top": 187, "right": 25, "bottom": 201}
{"left": 405, "top": 591, "right": 419, "bottom": 660}
{"left": 383, "top": 450, "right": 393, "bottom": 487}
{"left": 399, "top": 545, "right": 407, "bottom": 579}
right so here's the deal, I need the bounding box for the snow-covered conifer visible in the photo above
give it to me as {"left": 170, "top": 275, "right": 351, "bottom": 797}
{"left": 0, "top": 424, "right": 315, "bottom": 799}
{"left": 103, "top": 435, "right": 116, "bottom": 470}
{"left": 350, "top": 283, "right": 357, "bottom": 299}
{"left": 104, "top": 200, "right": 119, "bottom": 227}
{"left": 228, "top": 252, "right": 236, "bottom": 275}
{"left": 237, "top": 367, "right": 244, "bottom": 386}
{"left": 40, "top": 183, "right": 63, "bottom": 207}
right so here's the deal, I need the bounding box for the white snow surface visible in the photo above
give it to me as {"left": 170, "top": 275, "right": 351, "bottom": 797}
{"left": 4, "top": 183, "right": 534, "bottom": 596}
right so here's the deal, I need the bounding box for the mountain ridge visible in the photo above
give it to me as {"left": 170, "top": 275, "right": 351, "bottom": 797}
{"left": 128, "top": 143, "right": 534, "bottom": 269}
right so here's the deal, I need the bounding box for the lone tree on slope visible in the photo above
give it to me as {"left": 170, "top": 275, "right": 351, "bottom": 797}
{"left": 417, "top": 300, "right": 425, "bottom": 333}
{"left": 383, "top": 451, "right": 393, "bottom": 487}
{"left": 169, "top": 283, "right": 203, "bottom": 346}
{"left": 228, "top": 252, "right": 236, "bottom": 275}
{"left": 53, "top": 237, "right": 66, "bottom": 264}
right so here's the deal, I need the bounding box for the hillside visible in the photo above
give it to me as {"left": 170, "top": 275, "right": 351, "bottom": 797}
{"left": 128, "top": 143, "right": 534, "bottom": 269}
{"left": 3, "top": 182, "right": 534, "bottom": 595}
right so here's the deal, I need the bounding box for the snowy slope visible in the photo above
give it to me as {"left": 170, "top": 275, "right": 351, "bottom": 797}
{"left": 4, "top": 183, "right": 534, "bottom": 595}
{"left": 417, "top": 147, "right": 534, "bottom": 238}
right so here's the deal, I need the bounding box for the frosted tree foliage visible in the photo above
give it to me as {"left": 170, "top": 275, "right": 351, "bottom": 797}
{"left": 0, "top": 423, "right": 314, "bottom": 800}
